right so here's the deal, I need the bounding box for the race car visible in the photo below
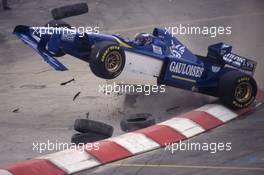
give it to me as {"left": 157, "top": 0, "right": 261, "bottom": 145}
{"left": 13, "top": 20, "right": 258, "bottom": 109}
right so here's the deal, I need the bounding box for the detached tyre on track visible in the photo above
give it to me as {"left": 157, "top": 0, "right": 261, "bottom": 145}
{"left": 74, "top": 119, "right": 113, "bottom": 137}
{"left": 120, "top": 113, "right": 156, "bottom": 132}
{"left": 219, "top": 70, "right": 257, "bottom": 109}
{"left": 89, "top": 41, "right": 126, "bottom": 79}
{"left": 51, "top": 3, "right": 89, "bottom": 20}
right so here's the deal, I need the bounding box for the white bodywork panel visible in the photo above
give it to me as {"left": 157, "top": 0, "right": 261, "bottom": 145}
{"left": 107, "top": 51, "right": 164, "bottom": 85}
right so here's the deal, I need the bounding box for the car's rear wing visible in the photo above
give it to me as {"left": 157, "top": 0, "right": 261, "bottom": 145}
{"left": 13, "top": 25, "right": 68, "bottom": 71}
{"left": 207, "top": 43, "right": 257, "bottom": 75}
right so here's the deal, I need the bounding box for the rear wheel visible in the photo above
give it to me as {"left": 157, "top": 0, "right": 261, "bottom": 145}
{"left": 89, "top": 41, "right": 125, "bottom": 79}
{"left": 219, "top": 70, "right": 257, "bottom": 109}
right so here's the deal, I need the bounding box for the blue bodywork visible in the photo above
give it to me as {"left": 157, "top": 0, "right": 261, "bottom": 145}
{"left": 13, "top": 25, "right": 257, "bottom": 95}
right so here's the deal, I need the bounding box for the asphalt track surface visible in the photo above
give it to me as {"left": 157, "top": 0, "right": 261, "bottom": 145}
{"left": 0, "top": 0, "right": 264, "bottom": 174}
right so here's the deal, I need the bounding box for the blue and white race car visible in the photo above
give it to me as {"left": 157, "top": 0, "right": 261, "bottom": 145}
{"left": 13, "top": 20, "right": 258, "bottom": 109}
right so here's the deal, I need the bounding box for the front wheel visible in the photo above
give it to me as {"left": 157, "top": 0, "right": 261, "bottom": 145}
{"left": 219, "top": 70, "right": 257, "bottom": 109}
{"left": 89, "top": 41, "right": 126, "bottom": 79}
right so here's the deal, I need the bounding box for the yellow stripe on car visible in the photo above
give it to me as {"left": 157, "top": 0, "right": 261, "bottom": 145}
{"left": 172, "top": 75, "right": 196, "bottom": 83}
{"left": 113, "top": 36, "right": 132, "bottom": 48}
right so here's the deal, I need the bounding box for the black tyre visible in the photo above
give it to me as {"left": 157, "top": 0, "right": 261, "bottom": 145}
{"left": 219, "top": 70, "right": 257, "bottom": 109}
{"left": 45, "top": 20, "right": 72, "bottom": 57}
{"left": 120, "top": 113, "right": 156, "bottom": 132}
{"left": 71, "top": 132, "right": 108, "bottom": 144}
{"left": 89, "top": 41, "right": 126, "bottom": 79}
{"left": 74, "top": 119, "right": 114, "bottom": 137}
{"left": 51, "top": 3, "right": 88, "bottom": 20}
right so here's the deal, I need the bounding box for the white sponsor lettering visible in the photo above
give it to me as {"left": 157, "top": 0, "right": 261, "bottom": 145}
{"left": 211, "top": 66, "right": 221, "bottom": 73}
{"left": 223, "top": 53, "right": 246, "bottom": 66}
{"left": 152, "top": 45, "right": 163, "bottom": 55}
{"left": 61, "top": 33, "right": 75, "bottom": 41}
{"left": 170, "top": 40, "right": 185, "bottom": 58}
{"left": 169, "top": 61, "right": 204, "bottom": 78}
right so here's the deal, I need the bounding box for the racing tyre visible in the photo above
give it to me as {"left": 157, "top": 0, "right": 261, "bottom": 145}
{"left": 89, "top": 41, "right": 126, "bottom": 79}
{"left": 120, "top": 113, "right": 155, "bottom": 132}
{"left": 51, "top": 3, "right": 88, "bottom": 20}
{"left": 44, "top": 20, "right": 72, "bottom": 57}
{"left": 74, "top": 119, "right": 114, "bottom": 137}
{"left": 219, "top": 70, "right": 257, "bottom": 109}
{"left": 71, "top": 132, "right": 108, "bottom": 144}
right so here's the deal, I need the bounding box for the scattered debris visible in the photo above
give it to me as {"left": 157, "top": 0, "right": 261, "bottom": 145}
{"left": 166, "top": 105, "right": 180, "bottom": 112}
{"left": 116, "top": 92, "right": 123, "bottom": 96}
{"left": 86, "top": 112, "right": 89, "bottom": 119}
{"left": 118, "top": 110, "right": 125, "bottom": 115}
{"left": 103, "top": 89, "right": 110, "bottom": 95}
{"left": 35, "top": 69, "right": 52, "bottom": 74}
{"left": 60, "top": 78, "right": 75, "bottom": 86}
{"left": 73, "top": 91, "right": 81, "bottom": 101}
{"left": 12, "top": 108, "right": 19, "bottom": 113}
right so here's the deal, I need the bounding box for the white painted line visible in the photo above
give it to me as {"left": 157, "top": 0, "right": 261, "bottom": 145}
{"left": 159, "top": 117, "right": 205, "bottom": 138}
{"left": 0, "top": 170, "right": 13, "bottom": 175}
{"left": 108, "top": 133, "right": 160, "bottom": 154}
{"left": 195, "top": 104, "right": 238, "bottom": 122}
{"left": 38, "top": 149, "right": 100, "bottom": 174}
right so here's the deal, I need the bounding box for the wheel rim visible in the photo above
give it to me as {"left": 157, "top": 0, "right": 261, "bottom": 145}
{"left": 105, "top": 51, "right": 122, "bottom": 73}
{"left": 235, "top": 82, "right": 252, "bottom": 103}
